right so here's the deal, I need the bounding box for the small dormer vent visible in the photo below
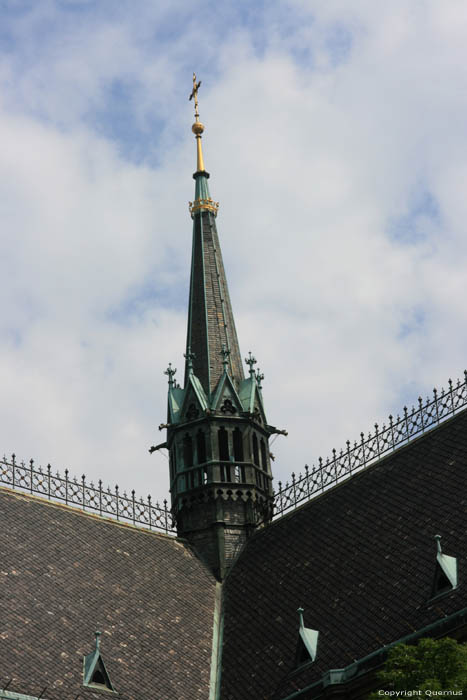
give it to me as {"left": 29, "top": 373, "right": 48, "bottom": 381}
{"left": 432, "top": 535, "right": 457, "bottom": 597}
{"left": 295, "top": 607, "right": 319, "bottom": 666}
{"left": 83, "top": 631, "right": 116, "bottom": 692}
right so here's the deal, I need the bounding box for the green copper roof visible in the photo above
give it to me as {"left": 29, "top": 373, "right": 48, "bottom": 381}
{"left": 180, "top": 373, "right": 209, "bottom": 415}
{"left": 195, "top": 171, "right": 211, "bottom": 200}
{"left": 167, "top": 386, "right": 185, "bottom": 423}
{"left": 238, "top": 375, "right": 267, "bottom": 423}
{"left": 189, "top": 172, "right": 219, "bottom": 218}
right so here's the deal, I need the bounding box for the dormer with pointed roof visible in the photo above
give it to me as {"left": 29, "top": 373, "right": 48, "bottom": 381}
{"left": 83, "top": 631, "right": 116, "bottom": 692}
{"left": 161, "top": 76, "right": 278, "bottom": 580}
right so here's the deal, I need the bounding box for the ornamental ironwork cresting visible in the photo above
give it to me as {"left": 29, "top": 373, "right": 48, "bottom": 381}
{"left": 0, "top": 455, "right": 175, "bottom": 534}
{"left": 273, "top": 372, "right": 467, "bottom": 517}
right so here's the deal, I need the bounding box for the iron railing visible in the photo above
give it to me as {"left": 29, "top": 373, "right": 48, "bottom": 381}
{"left": 273, "top": 372, "right": 467, "bottom": 517}
{"left": 0, "top": 455, "right": 175, "bottom": 534}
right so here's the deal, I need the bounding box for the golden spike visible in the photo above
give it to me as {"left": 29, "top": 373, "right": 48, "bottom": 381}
{"left": 189, "top": 72, "right": 205, "bottom": 172}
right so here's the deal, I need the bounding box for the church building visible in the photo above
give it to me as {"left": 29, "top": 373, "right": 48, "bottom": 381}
{"left": 1, "top": 76, "right": 467, "bottom": 700}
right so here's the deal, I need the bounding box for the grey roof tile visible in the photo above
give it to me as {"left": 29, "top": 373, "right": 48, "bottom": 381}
{"left": 0, "top": 488, "right": 217, "bottom": 700}
{"left": 221, "top": 409, "right": 467, "bottom": 700}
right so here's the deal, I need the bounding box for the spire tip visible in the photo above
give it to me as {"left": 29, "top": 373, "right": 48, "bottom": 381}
{"left": 189, "top": 73, "right": 206, "bottom": 172}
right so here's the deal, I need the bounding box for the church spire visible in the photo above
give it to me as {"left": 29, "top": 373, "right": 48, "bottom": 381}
{"left": 186, "top": 74, "right": 244, "bottom": 396}
{"left": 162, "top": 76, "right": 275, "bottom": 580}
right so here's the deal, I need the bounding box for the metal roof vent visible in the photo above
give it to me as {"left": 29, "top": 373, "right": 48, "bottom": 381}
{"left": 83, "top": 631, "right": 116, "bottom": 692}
{"left": 295, "top": 607, "right": 319, "bottom": 666}
{"left": 432, "top": 535, "right": 457, "bottom": 597}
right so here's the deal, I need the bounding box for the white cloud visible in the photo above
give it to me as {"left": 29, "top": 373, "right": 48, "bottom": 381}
{"left": 1, "top": 0, "right": 467, "bottom": 510}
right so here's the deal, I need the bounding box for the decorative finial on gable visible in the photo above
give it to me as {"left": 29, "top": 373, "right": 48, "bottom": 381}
{"left": 245, "top": 352, "right": 257, "bottom": 376}
{"left": 95, "top": 630, "right": 101, "bottom": 651}
{"left": 434, "top": 533, "right": 442, "bottom": 554}
{"left": 164, "top": 363, "right": 177, "bottom": 387}
{"left": 221, "top": 344, "right": 231, "bottom": 372}
{"left": 184, "top": 347, "right": 196, "bottom": 375}
{"left": 297, "top": 607, "right": 305, "bottom": 628}
{"left": 256, "top": 368, "right": 264, "bottom": 389}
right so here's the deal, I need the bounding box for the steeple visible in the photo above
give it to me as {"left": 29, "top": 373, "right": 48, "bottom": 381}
{"left": 161, "top": 76, "right": 278, "bottom": 580}
{"left": 186, "top": 73, "right": 244, "bottom": 395}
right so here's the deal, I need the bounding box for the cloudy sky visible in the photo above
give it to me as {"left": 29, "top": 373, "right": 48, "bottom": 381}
{"left": 1, "top": 0, "right": 466, "bottom": 507}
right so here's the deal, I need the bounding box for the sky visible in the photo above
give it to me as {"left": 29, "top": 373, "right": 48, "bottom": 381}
{"left": 1, "top": 0, "right": 467, "bottom": 506}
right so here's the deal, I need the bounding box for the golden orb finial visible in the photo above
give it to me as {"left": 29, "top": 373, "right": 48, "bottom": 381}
{"left": 189, "top": 73, "right": 205, "bottom": 172}
{"left": 192, "top": 121, "right": 204, "bottom": 136}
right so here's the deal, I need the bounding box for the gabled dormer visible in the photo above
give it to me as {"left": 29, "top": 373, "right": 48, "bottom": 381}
{"left": 295, "top": 608, "right": 319, "bottom": 667}
{"left": 431, "top": 534, "right": 457, "bottom": 598}
{"left": 83, "top": 631, "right": 115, "bottom": 693}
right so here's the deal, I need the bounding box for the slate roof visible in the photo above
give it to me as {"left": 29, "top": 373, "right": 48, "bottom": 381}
{"left": 220, "top": 408, "right": 467, "bottom": 700}
{"left": 185, "top": 208, "right": 244, "bottom": 395}
{"left": 0, "top": 488, "right": 217, "bottom": 700}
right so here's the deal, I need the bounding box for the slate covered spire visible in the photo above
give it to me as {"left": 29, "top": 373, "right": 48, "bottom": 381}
{"left": 186, "top": 74, "right": 244, "bottom": 395}
{"left": 163, "top": 76, "right": 276, "bottom": 581}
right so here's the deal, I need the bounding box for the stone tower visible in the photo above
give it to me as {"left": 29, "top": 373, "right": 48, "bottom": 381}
{"left": 162, "top": 76, "right": 279, "bottom": 580}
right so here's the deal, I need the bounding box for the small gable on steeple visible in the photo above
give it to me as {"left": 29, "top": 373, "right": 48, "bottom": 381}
{"left": 179, "top": 373, "right": 208, "bottom": 422}
{"left": 210, "top": 369, "right": 243, "bottom": 415}
{"left": 168, "top": 385, "right": 185, "bottom": 424}
{"left": 239, "top": 378, "right": 267, "bottom": 424}
{"left": 238, "top": 354, "right": 268, "bottom": 426}
{"left": 165, "top": 362, "right": 185, "bottom": 425}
